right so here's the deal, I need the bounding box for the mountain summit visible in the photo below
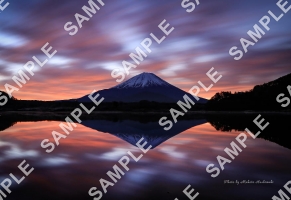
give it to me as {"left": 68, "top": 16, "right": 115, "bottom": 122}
{"left": 112, "top": 72, "right": 172, "bottom": 89}
{"left": 77, "top": 72, "right": 207, "bottom": 103}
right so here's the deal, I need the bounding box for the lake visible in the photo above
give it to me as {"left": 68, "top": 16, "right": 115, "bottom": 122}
{"left": 0, "top": 113, "right": 290, "bottom": 200}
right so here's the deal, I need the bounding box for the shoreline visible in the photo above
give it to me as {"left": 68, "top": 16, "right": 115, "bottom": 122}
{"left": 0, "top": 110, "right": 291, "bottom": 116}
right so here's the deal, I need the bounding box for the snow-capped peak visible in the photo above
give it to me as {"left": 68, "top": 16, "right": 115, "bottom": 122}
{"left": 112, "top": 72, "right": 172, "bottom": 89}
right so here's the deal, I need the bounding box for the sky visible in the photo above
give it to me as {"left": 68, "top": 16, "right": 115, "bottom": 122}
{"left": 0, "top": 0, "right": 290, "bottom": 100}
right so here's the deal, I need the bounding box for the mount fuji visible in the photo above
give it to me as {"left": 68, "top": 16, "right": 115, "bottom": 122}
{"left": 77, "top": 72, "right": 208, "bottom": 103}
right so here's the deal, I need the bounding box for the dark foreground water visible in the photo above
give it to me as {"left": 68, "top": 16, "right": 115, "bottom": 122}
{"left": 0, "top": 114, "right": 290, "bottom": 200}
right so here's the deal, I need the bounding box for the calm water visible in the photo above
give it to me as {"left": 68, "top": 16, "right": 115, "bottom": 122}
{"left": 0, "top": 115, "right": 290, "bottom": 200}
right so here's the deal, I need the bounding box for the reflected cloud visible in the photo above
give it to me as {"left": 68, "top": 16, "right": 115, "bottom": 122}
{"left": 42, "top": 157, "right": 73, "bottom": 167}
{"left": 99, "top": 147, "right": 128, "bottom": 160}
{"left": 159, "top": 145, "right": 186, "bottom": 159}
{"left": 193, "top": 160, "right": 210, "bottom": 167}
{"left": 0, "top": 141, "right": 39, "bottom": 162}
{"left": 0, "top": 115, "right": 290, "bottom": 199}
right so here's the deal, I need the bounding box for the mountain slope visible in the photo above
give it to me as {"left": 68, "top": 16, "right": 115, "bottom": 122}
{"left": 207, "top": 72, "right": 291, "bottom": 110}
{"left": 77, "top": 72, "right": 208, "bottom": 103}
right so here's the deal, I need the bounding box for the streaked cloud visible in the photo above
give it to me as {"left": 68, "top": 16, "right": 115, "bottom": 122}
{"left": 0, "top": 0, "right": 290, "bottom": 100}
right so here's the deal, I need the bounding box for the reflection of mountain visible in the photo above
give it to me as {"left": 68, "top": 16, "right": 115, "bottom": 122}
{"left": 77, "top": 72, "right": 208, "bottom": 103}
{"left": 1, "top": 113, "right": 290, "bottom": 150}
{"left": 0, "top": 113, "right": 206, "bottom": 148}
{"left": 207, "top": 114, "right": 291, "bottom": 149}
{"left": 81, "top": 119, "right": 207, "bottom": 148}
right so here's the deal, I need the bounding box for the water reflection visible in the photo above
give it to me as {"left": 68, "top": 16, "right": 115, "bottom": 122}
{"left": 1, "top": 113, "right": 290, "bottom": 149}
{"left": 0, "top": 113, "right": 290, "bottom": 200}
{"left": 206, "top": 114, "right": 291, "bottom": 149}
{"left": 81, "top": 119, "right": 206, "bottom": 148}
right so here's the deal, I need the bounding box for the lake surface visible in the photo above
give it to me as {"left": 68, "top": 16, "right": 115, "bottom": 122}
{"left": 0, "top": 114, "right": 290, "bottom": 200}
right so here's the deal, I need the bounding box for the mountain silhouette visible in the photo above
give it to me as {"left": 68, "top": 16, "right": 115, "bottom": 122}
{"left": 77, "top": 72, "right": 208, "bottom": 103}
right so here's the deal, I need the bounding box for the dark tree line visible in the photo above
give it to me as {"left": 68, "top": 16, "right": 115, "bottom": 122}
{"left": 206, "top": 73, "right": 291, "bottom": 111}
{"left": 0, "top": 91, "right": 206, "bottom": 112}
